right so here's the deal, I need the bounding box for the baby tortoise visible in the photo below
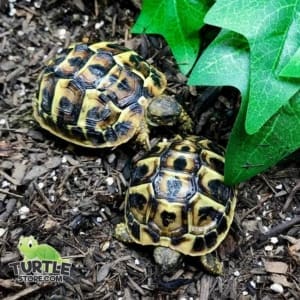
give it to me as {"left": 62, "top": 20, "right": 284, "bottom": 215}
{"left": 115, "top": 135, "right": 237, "bottom": 274}
{"left": 33, "top": 42, "right": 193, "bottom": 149}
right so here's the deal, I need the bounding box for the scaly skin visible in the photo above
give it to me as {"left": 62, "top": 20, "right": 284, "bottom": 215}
{"left": 114, "top": 223, "right": 223, "bottom": 275}
{"left": 135, "top": 120, "right": 151, "bottom": 150}
{"left": 178, "top": 108, "right": 194, "bottom": 134}
{"left": 200, "top": 253, "right": 223, "bottom": 275}
{"left": 115, "top": 222, "right": 133, "bottom": 243}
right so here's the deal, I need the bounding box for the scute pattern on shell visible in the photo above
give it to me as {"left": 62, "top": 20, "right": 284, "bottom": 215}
{"left": 125, "top": 136, "right": 237, "bottom": 256}
{"left": 33, "top": 42, "right": 167, "bottom": 148}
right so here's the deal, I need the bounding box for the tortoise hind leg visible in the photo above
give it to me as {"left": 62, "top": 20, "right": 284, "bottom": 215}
{"left": 200, "top": 252, "right": 223, "bottom": 275}
{"left": 114, "top": 222, "right": 133, "bottom": 243}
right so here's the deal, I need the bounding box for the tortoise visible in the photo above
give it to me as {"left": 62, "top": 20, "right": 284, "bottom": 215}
{"left": 115, "top": 135, "right": 237, "bottom": 274}
{"left": 33, "top": 42, "right": 193, "bottom": 149}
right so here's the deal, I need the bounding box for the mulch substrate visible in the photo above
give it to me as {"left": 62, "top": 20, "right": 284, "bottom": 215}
{"left": 0, "top": 1, "right": 299, "bottom": 299}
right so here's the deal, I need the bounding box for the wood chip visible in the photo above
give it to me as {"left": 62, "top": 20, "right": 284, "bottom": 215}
{"left": 283, "top": 180, "right": 300, "bottom": 211}
{"left": 263, "top": 260, "right": 288, "bottom": 274}
{"left": 199, "top": 275, "right": 213, "bottom": 300}
{"left": 97, "top": 255, "right": 131, "bottom": 282}
{"left": 11, "top": 162, "right": 27, "bottom": 185}
{"left": 73, "top": 0, "right": 85, "bottom": 12}
{"left": 2, "top": 284, "right": 48, "bottom": 300}
{"left": 23, "top": 165, "right": 48, "bottom": 184}
{"left": 45, "top": 156, "right": 62, "bottom": 169}
{"left": 0, "top": 188, "right": 23, "bottom": 199}
{"left": 271, "top": 274, "right": 294, "bottom": 288}
{"left": 22, "top": 157, "right": 61, "bottom": 184}
{"left": 0, "top": 198, "right": 17, "bottom": 222}
{"left": 124, "top": 287, "right": 133, "bottom": 300}
{"left": 0, "top": 251, "right": 20, "bottom": 264}
{"left": 6, "top": 66, "right": 25, "bottom": 82}
{"left": 97, "top": 263, "right": 111, "bottom": 283}
{"left": 288, "top": 238, "right": 300, "bottom": 265}
{"left": 242, "top": 219, "right": 259, "bottom": 232}
{"left": 0, "top": 169, "right": 19, "bottom": 185}
{"left": 42, "top": 217, "right": 59, "bottom": 231}
{"left": 0, "top": 61, "right": 16, "bottom": 71}
{"left": 0, "top": 278, "right": 22, "bottom": 289}
{"left": 126, "top": 262, "right": 146, "bottom": 274}
{"left": 127, "top": 275, "right": 145, "bottom": 296}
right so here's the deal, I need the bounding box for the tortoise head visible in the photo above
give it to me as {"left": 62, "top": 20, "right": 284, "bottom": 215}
{"left": 146, "top": 95, "right": 183, "bottom": 127}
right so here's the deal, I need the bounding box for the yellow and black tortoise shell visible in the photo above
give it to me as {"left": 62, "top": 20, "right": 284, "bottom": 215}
{"left": 33, "top": 42, "right": 167, "bottom": 148}
{"left": 125, "top": 136, "right": 237, "bottom": 256}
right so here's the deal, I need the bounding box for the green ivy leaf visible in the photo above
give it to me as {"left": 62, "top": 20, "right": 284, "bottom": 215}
{"left": 189, "top": 30, "right": 300, "bottom": 184}
{"left": 280, "top": 48, "right": 300, "bottom": 78}
{"left": 205, "top": 0, "right": 300, "bottom": 134}
{"left": 226, "top": 91, "right": 300, "bottom": 185}
{"left": 132, "top": 0, "right": 212, "bottom": 74}
{"left": 189, "top": 30, "right": 249, "bottom": 96}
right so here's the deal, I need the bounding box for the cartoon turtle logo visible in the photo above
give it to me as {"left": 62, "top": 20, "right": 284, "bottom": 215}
{"left": 18, "top": 236, "right": 67, "bottom": 263}
{"left": 8, "top": 236, "right": 72, "bottom": 281}
{"left": 17, "top": 235, "right": 70, "bottom": 274}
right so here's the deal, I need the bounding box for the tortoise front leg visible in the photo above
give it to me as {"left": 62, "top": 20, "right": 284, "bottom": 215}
{"left": 135, "top": 119, "right": 151, "bottom": 150}
{"left": 177, "top": 106, "right": 194, "bottom": 134}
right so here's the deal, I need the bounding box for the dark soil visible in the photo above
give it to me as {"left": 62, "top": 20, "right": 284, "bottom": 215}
{"left": 0, "top": 1, "right": 299, "bottom": 299}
